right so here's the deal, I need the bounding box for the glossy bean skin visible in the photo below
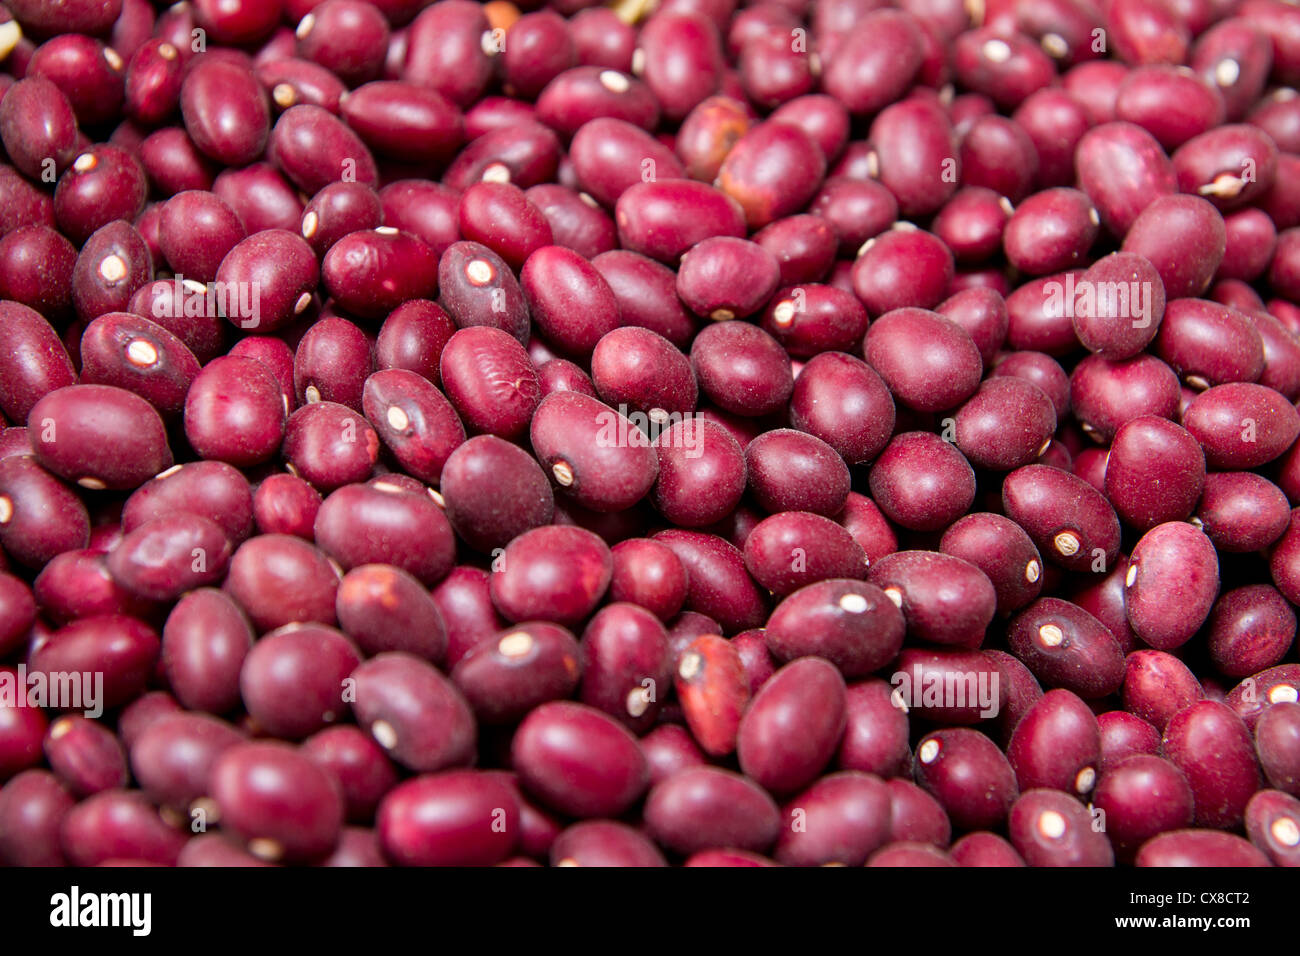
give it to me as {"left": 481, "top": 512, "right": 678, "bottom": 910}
{"left": 893, "top": 647, "right": 1009, "bottom": 726}
{"left": 1207, "top": 584, "right": 1296, "bottom": 678}
{"left": 1007, "top": 789, "right": 1114, "bottom": 866}
{"left": 28, "top": 384, "right": 172, "bottom": 491}
{"left": 439, "top": 326, "right": 539, "bottom": 440}
{"left": 774, "top": 771, "right": 893, "bottom": 867}
{"left": 743, "top": 511, "right": 867, "bottom": 597}
{"left": 939, "top": 513, "right": 1044, "bottom": 616}
{"left": 122, "top": 461, "right": 252, "bottom": 549}
{"left": 531, "top": 392, "right": 659, "bottom": 513}
{"left": 1163, "top": 700, "right": 1262, "bottom": 829}
{"left": 0, "top": 301, "right": 77, "bottom": 423}
{"left": 79, "top": 313, "right": 198, "bottom": 420}
{"left": 1093, "top": 755, "right": 1195, "bottom": 861}
{"left": 0, "top": 457, "right": 91, "bottom": 570}
{"left": 1125, "top": 522, "right": 1220, "bottom": 651}
{"left": 737, "top": 657, "right": 847, "bottom": 795}
{"left": 765, "top": 579, "right": 905, "bottom": 678}
{"left": 1008, "top": 598, "right": 1126, "bottom": 699}
{"left": 653, "top": 529, "right": 767, "bottom": 634}
{"left": 1123, "top": 650, "right": 1205, "bottom": 733}
{"left": 362, "top": 369, "right": 465, "bottom": 487}
{"left": 1136, "top": 829, "right": 1270, "bottom": 866}
{"left": 1007, "top": 689, "right": 1102, "bottom": 798}
{"left": 1185, "top": 382, "right": 1300, "bottom": 469}
{"left": 614, "top": 179, "right": 746, "bottom": 263}
{"left": 674, "top": 634, "right": 749, "bottom": 756}
{"left": 1104, "top": 416, "right": 1206, "bottom": 530}
{"left": 1002, "top": 465, "right": 1122, "bottom": 573}
{"left": 869, "top": 432, "right": 976, "bottom": 532}
{"left": 746, "top": 429, "right": 850, "bottom": 517}
{"left": 914, "top": 728, "right": 1019, "bottom": 831}
{"left": 0, "top": 771, "right": 75, "bottom": 866}
{"left": 643, "top": 766, "right": 779, "bottom": 855}
{"left": 322, "top": 228, "right": 439, "bottom": 321}
{"left": 870, "top": 551, "right": 997, "bottom": 650}
{"left": 1256, "top": 702, "right": 1300, "bottom": 796}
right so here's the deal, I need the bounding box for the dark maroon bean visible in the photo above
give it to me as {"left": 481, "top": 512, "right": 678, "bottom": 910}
{"left": 673, "top": 93, "right": 751, "bottom": 184}
{"left": 160, "top": 588, "right": 252, "bottom": 714}
{"left": 570, "top": 6, "right": 636, "bottom": 70}
{"left": 1002, "top": 188, "right": 1099, "bottom": 276}
{"left": 1256, "top": 702, "right": 1300, "bottom": 795}
{"left": 985, "top": 648, "right": 1046, "bottom": 746}
{"left": 0, "top": 226, "right": 77, "bottom": 320}
{"left": 915, "top": 728, "right": 1018, "bottom": 831}
{"left": 437, "top": 241, "right": 530, "bottom": 343}
{"left": 631, "top": 11, "right": 724, "bottom": 122}
{"left": 1098, "top": 711, "right": 1162, "bottom": 772}
{"left": 0, "top": 573, "right": 35, "bottom": 659}
{"left": 752, "top": 215, "right": 838, "bottom": 287}
{"left": 183, "top": 356, "right": 286, "bottom": 467}
{"left": 644, "top": 765, "right": 779, "bottom": 855}
{"left": 609, "top": 538, "right": 688, "bottom": 622}
{"left": 654, "top": 529, "right": 767, "bottom": 634}
{"left": 0, "top": 770, "right": 74, "bottom": 866}
{"left": 129, "top": 278, "right": 225, "bottom": 362}
{"left": 380, "top": 180, "right": 459, "bottom": 258}
{"left": 836, "top": 679, "right": 910, "bottom": 777}
{"left": 28, "top": 384, "right": 171, "bottom": 491}
{"left": 568, "top": 117, "right": 683, "bottom": 209}
{"left": 158, "top": 191, "right": 243, "bottom": 285}
{"left": 344, "top": 81, "right": 463, "bottom": 167}
{"left": 0, "top": 676, "right": 48, "bottom": 781}
{"left": 125, "top": 38, "right": 183, "bottom": 126}
{"left": 885, "top": 774, "right": 952, "bottom": 847}
{"left": 490, "top": 524, "right": 611, "bottom": 626}
{"left": 268, "top": 103, "right": 378, "bottom": 194}
{"left": 512, "top": 700, "right": 647, "bottom": 818}
{"left": 32, "top": 548, "right": 153, "bottom": 627}
{"left": 614, "top": 179, "right": 745, "bottom": 264}
{"left": 54, "top": 145, "right": 148, "bottom": 246}
{"left": 334, "top": 565, "right": 445, "bottom": 664}
{"left": 314, "top": 481, "right": 453, "bottom": 586}
{"left": 0, "top": 165, "right": 56, "bottom": 235}
{"left": 1007, "top": 598, "right": 1125, "bottom": 699}
{"left": 773, "top": 771, "right": 892, "bottom": 867}
{"left": 520, "top": 245, "right": 620, "bottom": 356}
{"left": 867, "top": 842, "right": 958, "bottom": 866}
{"left": 957, "top": 115, "right": 1037, "bottom": 203}
{"left": 214, "top": 229, "right": 319, "bottom": 332}
{"left": 940, "top": 513, "right": 1044, "bottom": 616}
{"left": 870, "top": 550, "right": 995, "bottom": 649}
{"left": 991, "top": 351, "right": 1070, "bottom": 422}
{"left": 1163, "top": 699, "right": 1261, "bottom": 829}
{"left": 1069, "top": 252, "right": 1166, "bottom": 360}
{"left": 1115, "top": 65, "right": 1225, "bottom": 152}
{"left": 1219, "top": 209, "right": 1280, "bottom": 287}
{"left": 577, "top": 602, "right": 670, "bottom": 733}
{"left": 743, "top": 512, "right": 867, "bottom": 597}
{"left": 71, "top": 220, "right": 153, "bottom": 323}
{"left": 301, "top": 725, "right": 398, "bottom": 825}
{"left": 179, "top": 57, "right": 269, "bottom": 168}
{"left": 868, "top": 432, "right": 976, "bottom": 532}
{"left": 295, "top": 0, "right": 389, "bottom": 86}
{"left": 591, "top": 327, "right": 696, "bottom": 422}
{"left": 787, "top": 353, "right": 893, "bottom": 467}
{"left": 1008, "top": 689, "right": 1101, "bottom": 797}
{"left": 28, "top": 614, "right": 158, "bottom": 711}
{"left": 649, "top": 419, "right": 745, "bottom": 528}
{"left": 449, "top": 117, "right": 562, "bottom": 189}
{"left": 1193, "top": 18, "right": 1272, "bottom": 121}
{"left": 1124, "top": 522, "right": 1219, "bottom": 650}
{"left": 252, "top": 473, "right": 320, "bottom": 540}
{"left": 641, "top": 724, "right": 707, "bottom": 788}
{"left": 224, "top": 534, "right": 339, "bottom": 633}
{"left": 376, "top": 771, "right": 520, "bottom": 867}
{"left": 746, "top": 429, "right": 850, "bottom": 517}
{"left": 294, "top": 317, "right": 370, "bottom": 411}
{"left": 546, "top": 820, "right": 664, "bottom": 867}
{"left": 823, "top": 11, "right": 922, "bottom": 115}
{"left": 1075, "top": 121, "right": 1177, "bottom": 236}
{"left": 530, "top": 392, "right": 659, "bottom": 513}
{"left": 128, "top": 711, "right": 243, "bottom": 814}
{"left": 401, "top": 0, "right": 492, "bottom": 108}
{"left": 952, "top": 27, "right": 1056, "bottom": 110}
{"left": 1069, "top": 353, "right": 1180, "bottom": 443}
{"left": 282, "top": 401, "right": 379, "bottom": 491}
{"left": 211, "top": 741, "right": 343, "bottom": 863}
{"left": 437, "top": 326, "right": 539, "bottom": 442}
{"left": 1123, "top": 197, "right": 1227, "bottom": 301}
{"left": 1196, "top": 473, "right": 1291, "bottom": 554}
{"left": 864, "top": 307, "right": 981, "bottom": 412}
{"left": 1003, "top": 271, "right": 1087, "bottom": 356}
{"left": 104, "top": 512, "right": 230, "bottom": 602}
{"left": 1002, "top": 464, "right": 1122, "bottom": 573}
{"left": 523, "top": 184, "right": 616, "bottom": 261}
{"left": 714, "top": 120, "right": 823, "bottom": 231}
{"left": 299, "top": 183, "right": 383, "bottom": 260}
{"left": 1174, "top": 123, "right": 1278, "bottom": 212}
{"left": 78, "top": 312, "right": 198, "bottom": 420}
{"left": 0, "top": 301, "right": 77, "bottom": 423}
{"left": 1242, "top": 789, "right": 1300, "bottom": 865}
{"left": 1105, "top": 0, "right": 1189, "bottom": 64}
{"left": 931, "top": 187, "right": 1012, "bottom": 265}
{"left": 211, "top": 162, "right": 302, "bottom": 234}
{"left": 690, "top": 321, "right": 792, "bottom": 419}
{"left": 239, "top": 622, "right": 360, "bottom": 740}
{"left": 374, "top": 300, "right": 454, "bottom": 386}
{"left": 1008, "top": 789, "right": 1113, "bottom": 866}
{"left": 950, "top": 832, "right": 1026, "bottom": 866}
{"left": 760, "top": 285, "right": 868, "bottom": 360}
{"left": 349, "top": 651, "right": 476, "bottom": 774}
{"left": 734, "top": 657, "right": 845, "bottom": 794}
{"left": 955, "top": 377, "right": 1057, "bottom": 472}
{"left": 453, "top": 622, "right": 582, "bottom": 725}
{"left": 0, "top": 457, "right": 90, "bottom": 570}
{"left": 766, "top": 579, "right": 904, "bottom": 677}
{"left": 0, "top": 77, "right": 78, "bottom": 181}
{"left": 59, "top": 790, "right": 186, "bottom": 867}
{"left": 1123, "top": 650, "right": 1205, "bottom": 733}
{"left": 676, "top": 237, "right": 779, "bottom": 322}
{"left": 42, "top": 714, "right": 126, "bottom": 798}
{"left": 1227, "top": 664, "right": 1300, "bottom": 729}
{"left": 439, "top": 435, "right": 552, "bottom": 552}
{"left": 1093, "top": 755, "right": 1195, "bottom": 860}
{"left": 853, "top": 230, "right": 955, "bottom": 318}
{"left": 1207, "top": 585, "right": 1296, "bottom": 681}
{"left": 455, "top": 182, "right": 550, "bottom": 273}
{"left": 138, "top": 126, "right": 218, "bottom": 195}
{"left": 1105, "top": 416, "right": 1206, "bottom": 530}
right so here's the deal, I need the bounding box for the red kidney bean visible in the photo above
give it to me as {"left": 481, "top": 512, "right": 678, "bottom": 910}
{"left": 301, "top": 725, "right": 398, "bottom": 825}
{"left": 614, "top": 179, "right": 745, "bottom": 263}
{"left": 1122, "top": 198, "right": 1227, "bottom": 303}
{"left": 29, "top": 614, "right": 158, "bottom": 711}
{"left": 853, "top": 229, "right": 954, "bottom": 317}
{"left": 533, "top": 63, "right": 661, "bottom": 133}
{"left": 437, "top": 241, "right": 530, "bottom": 344}
{"left": 1002, "top": 464, "right": 1122, "bottom": 573}
{"left": 1105, "top": 416, "right": 1206, "bottom": 530}
{"left": 609, "top": 538, "right": 688, "bottom": 622}
{"left": 224, "top": 533, "right": 340, "bottom": 633}
{"left": 871, "top": 550, "right": 995, "bottom": 649}
{"left": 434, "top": 327, "right": 538, "bottom": 445}
{"left": 54, "top": 145, "right": 149, "bottom": 246}
{"left": 140, "top": 127, "right": 221, "bottom": 198}
{"left": 743, "top": 511, "right": 866, "bottom": 596}
{"left": 864, "top": 307, "right": 982, "bottom": 412}
{"left": 1115, "top": 65, "right": 1226, "bottom": 152}
{"left": 444, "top": 121, "right": 561, "bottom": 191}
{"left": 0, "top": 678, "right": 48, "bottom": 782}
{"left": 1098, "top": 711, "right": 1163, "bottom": 772}
{"left": 451, "top": 621, "right": 581, "bottom": 724}
{"left": 104, "top": 512, "right": 230, "bottom": 602}
{"left": 932, "top": 188, "right": 1012, "bottom": 265}
{"left": 940, "top": 513, "right": 1043, "bottom": 616}
{"left": 0, "top": 164, "right": 56, "bottom": 235}
{"left": 950, "top": 832, "right": 1026, "bottom": 866}
{"left": 673, "top": 93, "right": 750, "bottom": 184}
{"left": 1069, "top": 353, "right": 1180, "bottom": 443}
{"left": 956, "top": 377, "right": 1057, "bottom": 471}
{"left": 78, "top": 312, "right": 198, "bottom": 420}
{"left": 773, "top": 771, "right": 892, "bottom": 867}
{"left": 985, "top": 648, "right": 1046, "bottom": 746}
{"left": 531, "top": 392, "right": 660, "bottom": 512}
{"left": 239, "top": 622, "right": 359, "bottom": 739}
{"left": 884, "top": 775, "right": 950, "bottom": 848}
{"left": 674, "top": 633, "right": 748, "bottom": 754}
{"left": 823, "top": 11, "right": 922, "bottom": 115}
{"left": 0, "top": 77, "right": 79, "bottom": 181}
{"left": 59, "top": 789, "right": 187, "bottom": 867}
{"left": 0, "top": 301, "right": 77, "bottom": 423}
{"left": 1106, "top": 0, "right": 1189, "bottom": 64}
{"left": 1123, "top": 649, "right": 1205, "bottom": 733}
{"left": 268, "top": 103, "right": 378, "bottom": 195}
{"left": 990, "top": 352, "right": 1070, "bottom": 423}
{"left": 1007, "top": 598, "right": 1126, "bottom": 699}
{"left": 520, "top": 245, "right": 620, "bottom": 356}
{"left": 124, "top": 38, "right": 183, "bottom": 126}
{"left": 867, "top": 842, "right": 959, "bottom": 866}
{"left": 836, "top": 678, "right": 911, "bottom": 777}
{"left": 644, "top": 765, "right": 779, "bottom": 855}
{"left": 631, "top": 10, "right": 724, "bottom": 122}
{"left": 1174, "top": 123, "right": 1279, "bottom": 212}
{"left": 72, "top": 221, "right": 153, "bottom": 325}
{"left": 215, "top": 229, "right": 319, "bottom": 332}
{"left": 128, "top": 711, "right": 243, "bottom": 815}
{"left": 1163, "top": 699, "right": 1262, "bottom": 828}
{"left": 1008, "top": 88, "right": 1090, "bottom": 190}
{"left": 568, "top": 117, "right": 682, "bottom": 209}
{"left": 787, "top": 353, "right": 893, "bottom": 467}
{"left": 210, "top": 164, "right": 302, "bottom": 236}
{"left": 294, "top": 317, "right": 369, "bottom": 411}
{"left": 713, "top": 120, "right": 823, "bottom": 231}
{"left": 28, "top": 384, "right": 171, "bottom": 491}
{"left": 512, "top": 700, "right": 647, "bottom": 818}
{"left": 868, "top": 432, "right": 975, "bottom": 532}
{"left": 0, "top": 573, "right": 35, "bottom": 658}
{"left": 159, "top": 190, "right": 245, "bottom": 287}
{"left": 300, "top": 183, "right": 383, "bottom": 260}
{"left": 1093, "top": 754, "right": 1195, "bottom": 861}
{"left": 183, "top": 355, "right": 287, "bottom": 468}
{"left": 1008, "top": 689, "right": 1101, "bottom": 799}
{"left": 252, "top": 473, "right": 321, "bottom": 540}
{"left": 690, "top": 321, "right": 792, "bottom": 418}
{"left": 745, "top": 428, "right": 850, "bottom": 518}
{"left": 1243, "top": 789, "right": 1300, "bottom": 864}
{"left": 259, "top": 57, "right": 347, "bottom": 115}
{"left": 761, "top": 285, "right": 868, "bottom": 359}
{"left": 653, "top": 529, "right": 767, "bottom": 633}
{"left": 342, "top": 81, "right": 463, "bottom": 166}
{"left": 766, "top": 579, "right": 904, "bottom": 677}
{"left": 1194, "top": 18, "right": 1272, "bottom": 121}
{"left": 0, "top": 770, "right": 74, "bottom": 866}
{"left": 0, "top": 457, "right": 90, "bottom": 570}
{"left": 440, "top": 435, "right": 552, "bottom": 551}
{"left": 211, "top": 741, "right": 343, "bottom": 863}
{"left": 373, "top": 300, "right": 453, "bottom": 387}
{"left": 650, "top": 419, "right": 745, "bottom": 528}
{"left": 32, "top": 548, "right": 154, "bottom": 627}
{"left": 523, "top": 184, "right": 616, "bottom": 261}
{"left": 676, "top": 237, "right": 779, "bottom": 322}
{"left": 295, "top": 0, "right": 389, "bottom": 86}
{"left": 1002, "top": 188, "right": 1099, "bottom": 277}
{"left": 952, "top": 27, "right": 1056, "bottom": 109}
{"left": 1008, "top": 788, "right": 1113, "bottom": 866}
{"left": 375, "top": 771, "right": 521, "bottom": 867}
{"left": 1256, "top": 702, "right": 1300, "bottom": 795}
{"left": 179, "top": 57, "right": 270, "bottom": 168}
{"left": 915, "top": 727, "right": 1018, "bottom": 831}
{"left": 736, "top": 657, "right": 846, "bottom": 794}
{"left": 1207, "top": 584, "right": 1296, "bottom": 680}
{"left": 1075, "top": 121, "right": 1177, "bottom": 235}
{"left": 488, "top": 524, "right": 611, "bottom": 627}
{"left": 752, "top": 216, "right": 837, "bottom": 288}
{"left": 0, "top": 226, "right": 76, "bottom": 322}
{"left": 431, "top": 566, "right": 508, "bottom": 669}
{"left": 573, "top": 602, "right": 667, "bottom": 733}
{"left": 315, "top": 480, "right": 453, "bottom": 586}
{"left": 377, "top": 180, "right": 457, "bottom": 258}
{"left": 43, "top": 714, "right": 126, "bottom": 798}
{"left": 1227, "top": 664, "right": 1300, "bottom": 729}
{"left": 282, "top": 401, "right": 380, "bottom": 490}
{"left": 323, "top": 231, "right": 438, "bottom": 325}
{"left": 1124, "top": 522, "right": 1219, "bottom": 651}
{"left": 546, "top": 819, "right": 665, "bottom": 867}
{"left": 591, "top": 327, "right": 696, "bottom": 421}
{"left": 456, "top": 182, "right": 550, "bottom": 272}
{"left": 158, "top": 588, "right": 252, "bottom": 714}
{"left": 1068, "top": 252, "right": 1167, "bottom": 360}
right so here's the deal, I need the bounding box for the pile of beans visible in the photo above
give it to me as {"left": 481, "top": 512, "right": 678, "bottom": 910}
{"left": 3, "top": 0, "right": 1300, "bottom": 869}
